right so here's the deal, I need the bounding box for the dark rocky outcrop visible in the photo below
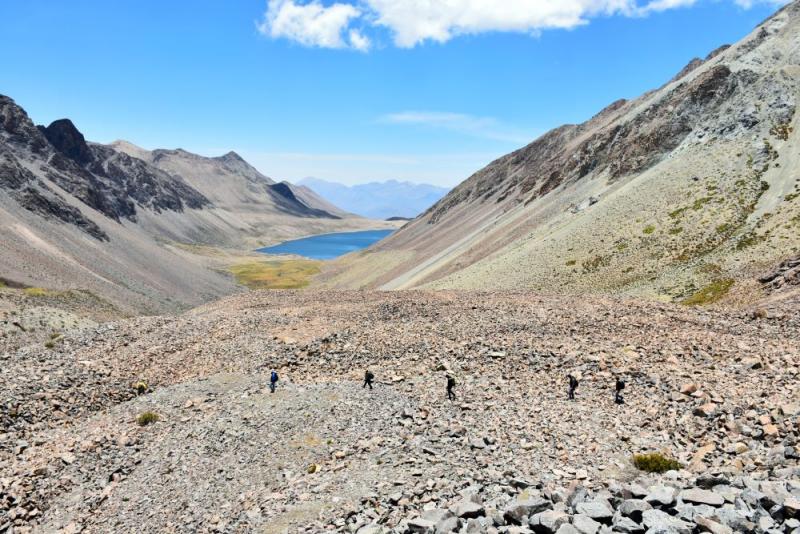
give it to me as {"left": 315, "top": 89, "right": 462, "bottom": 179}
{"left": 0, "top": 152, "right": 108, "bottom": 240}
{"left": 760, "top": 255, "right": 800, "bottom": 290}
{"left": 38, "top": 119, "right": 93, "bottom": 166}
{"left": 269, "top": 181, "right": 341, "bottom": 219}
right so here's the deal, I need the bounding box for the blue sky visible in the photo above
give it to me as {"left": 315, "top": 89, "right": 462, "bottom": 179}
{"left": 0, "top": 0, "right": 786, "bottom": 186}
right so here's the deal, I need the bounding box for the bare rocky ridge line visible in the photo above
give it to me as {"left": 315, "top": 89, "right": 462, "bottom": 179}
{"left": 0, "top": 290, "right": 797, "bottom": 532}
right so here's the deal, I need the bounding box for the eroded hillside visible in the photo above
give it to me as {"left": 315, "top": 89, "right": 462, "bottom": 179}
{"left": 321, "top": 2, "right": 800, "bottom": 306}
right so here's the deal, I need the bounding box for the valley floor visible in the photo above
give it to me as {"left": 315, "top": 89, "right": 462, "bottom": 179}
{"left": 1, "top": 290, "right": 799, "bottom": 532}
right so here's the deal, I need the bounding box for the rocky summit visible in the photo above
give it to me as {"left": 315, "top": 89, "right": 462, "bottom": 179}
{"left": 1, "top": 290, "right": 798, "bottom": 532}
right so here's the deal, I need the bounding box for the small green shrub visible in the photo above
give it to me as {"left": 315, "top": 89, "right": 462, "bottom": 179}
{"left": 692, "top": 197, "right": 712, "bottom": 210}
{"left": 770, "top": 123, "right": 793, "bottom": 141}
{"left": 716, "top": 223, "right": 732, "bottom": 234}
{"left": 668, "top": 227, "right": 683, "bottom": 235}
{"left": 681, "top": 279, "right": 734, "bottom": 306}
{"left": 643, "top": 225, "right": 656, "bottom": 235}
{"left": 136, "top": 411, "right": 159, "bottom": 426}
{"left": 24, "top": 287, "right": 49, "bottom": 297}
{"left": 668, "top": 207, "right": 688, "bottom": 219}
{"left": 633, "top": 452, "right": 683, "bottom": 473}
{"left": 565, "top": 260, "right": 577, "bottom": 266}
{"left": 44, "top": 341, "right": 55, "bottom": 349}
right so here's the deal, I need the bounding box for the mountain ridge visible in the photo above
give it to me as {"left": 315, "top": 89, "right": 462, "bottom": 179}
{"left": 321, "top": 1, "right": 800, "bottom": 306}
{"left": 0, "top": 96, "right": 391, "bottom": 312}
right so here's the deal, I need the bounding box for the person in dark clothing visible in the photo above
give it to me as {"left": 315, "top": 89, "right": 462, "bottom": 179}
{"left": 446, "top": 375, "right": 456, "bottom": 401}
{"left": 615, "top": 377, "right": 625, "bottom": 404}
{"left": 363, "top": 370, "right": 375, "bottom": 389}
{"left": 270, "top": 370, "right": 279, "bottom": 393}
{"left": 567, "top": 374, "right": 579, "bottom": 400}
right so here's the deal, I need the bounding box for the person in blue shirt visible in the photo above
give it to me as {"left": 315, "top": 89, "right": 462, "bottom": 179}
{"left": 269, "top": 370, "right": 279, "bottom": 393}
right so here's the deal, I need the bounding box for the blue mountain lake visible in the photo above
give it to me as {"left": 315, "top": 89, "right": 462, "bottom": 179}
{"left": 257, "top": 229, "right": 394, "bottom": 260}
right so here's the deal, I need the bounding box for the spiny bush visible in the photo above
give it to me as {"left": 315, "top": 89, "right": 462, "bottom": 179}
{"left": 633, "top": 452, "right": 682, "bottom": 473}
{"left": 136, "top": 411, "right": 159, "bottom": 426}
{"left": 642, "top": 225, "right": 656, "bottom": 235}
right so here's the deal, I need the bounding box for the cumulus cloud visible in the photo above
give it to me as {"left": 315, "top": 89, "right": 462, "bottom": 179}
{"left": 258, "top": 0, "right": 785, "bottom": 50}
{"left": 258, "top": 0, "right": 367, "bottom": 50}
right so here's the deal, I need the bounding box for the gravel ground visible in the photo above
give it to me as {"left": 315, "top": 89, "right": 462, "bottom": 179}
{"left": 1, "top": 290, "right": 798, "bottom": 532}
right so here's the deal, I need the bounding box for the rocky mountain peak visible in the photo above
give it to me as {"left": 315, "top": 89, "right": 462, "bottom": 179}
{"left": 217, "top": 150, "right": 246, "bottom": 163}
{"left": 38, "top": 119, "right": 94, "bottom": 166}
{"left": 0, "top": 95, "right": 49, "bottom": 154}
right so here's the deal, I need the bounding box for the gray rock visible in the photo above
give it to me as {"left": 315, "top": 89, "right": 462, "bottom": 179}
{"left": 641, "top": 509, "right": 692, "bottom": 534}
{"left": 453, "top": 500, "right": 485, "bottom": 519}
{"left": 555, "top": 525, "right": 580, "bottom": 534}
{"left": 529, "top": 510, "right": 569, "bottom": 533}
{"left": 436, "top": 516, "right": 461, "bottom": 534}
{"left": 645, "top": 486, "right": 677, "bottom": 507}
{"left": 694, "top": 515, "right": 733, "bottom": 534}
{"left": 356, "top": 525, "right": 386, "bottom": 534}
{"left": 679, "top": 489, "right": 724, "bottom": 507}
{"left": 409, "top": 518, "right": 437, "bottom": 533}
{"left": 618, "top": 499, "right": 652, "bottom": 522}
{"left": 575, "top": 500, "right": 613, "bottom": 522}
{"left": 572, "top": 514, "right": 601, "bottom": 534}
{"left": 504, "top": 499, "right": 552, "bottom": 525}
{"left": 461, "top": 517, "right": 486, "bottom": 533}
{"left": 423, "top": 509, "right": 455, "bottom": 524}
{"left": 612, "top": 515, "right": 644, "bottom": 533}
{"left": 714, "top": 507, "right": 756, "bottom": 531}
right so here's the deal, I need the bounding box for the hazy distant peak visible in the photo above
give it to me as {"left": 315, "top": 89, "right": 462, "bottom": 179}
{"left": 297, "top": 177, "right": 450, "bottom": 220}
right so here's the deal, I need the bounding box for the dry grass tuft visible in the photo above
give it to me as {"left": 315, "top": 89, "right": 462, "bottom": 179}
{"left": 227, "top": 259, "right": 322, "bottom": 290}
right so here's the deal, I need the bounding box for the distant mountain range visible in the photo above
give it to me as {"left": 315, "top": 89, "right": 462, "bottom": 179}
{"left": 297, "top": 178, "right": 450, "bottom": 220}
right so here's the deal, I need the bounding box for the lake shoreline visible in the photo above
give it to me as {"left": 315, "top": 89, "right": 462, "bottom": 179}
{"left": 256, "top": 229, "right": 395, "bottom": 260}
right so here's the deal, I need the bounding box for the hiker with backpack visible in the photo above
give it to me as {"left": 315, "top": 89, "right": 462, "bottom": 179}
{"left": 615, "top": 377, "right": 625, "bottom": 404}
{"left": 567, "top": 374, "right": 579, "bottom": 400}
{"left": 363, "top": 369, "right": 375, "bottom": 389}
{"left": 446, "top": 374, "right": 456, "bottom": 401}
{"left": 269, "top": 369, "right": 279, "bottom": 393}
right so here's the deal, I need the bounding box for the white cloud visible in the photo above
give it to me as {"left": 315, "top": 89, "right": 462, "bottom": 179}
{"left": 382, "top": 111, "right": 534, "bottom": 144}
{"left": 258, "top": 0, "right": 786, "bottom": 50}
{"left": 258, "top": 0, "right": 366, "bottom": 50}
{"left": 348, "top": 29, "right": 371, "bottom": 51}
{"left": 733, "top": 0, "right": 789, "bottom": 7}
{"left": 636, "top": 0, "right": 698, "bottom": 14}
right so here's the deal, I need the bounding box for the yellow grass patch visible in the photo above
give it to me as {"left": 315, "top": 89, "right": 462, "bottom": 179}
{"left": 23, "top": 287, "right": 53, "bottom": 297}
{"left": 227, "top": 259, "right": 322, "bottom": 289}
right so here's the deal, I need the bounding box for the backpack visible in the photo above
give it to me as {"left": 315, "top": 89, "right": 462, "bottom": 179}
{"left": 366, "top": 371, "right": 374, "bottom": 381}
{"left": 271, "top": 371, "right": 279, "bottom": 383}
